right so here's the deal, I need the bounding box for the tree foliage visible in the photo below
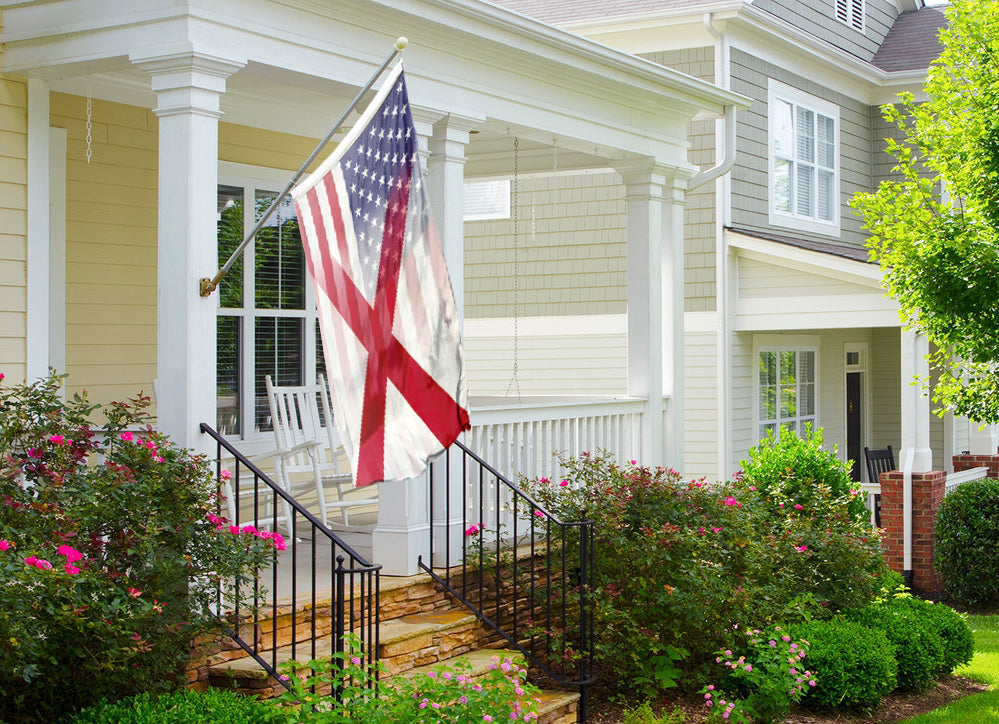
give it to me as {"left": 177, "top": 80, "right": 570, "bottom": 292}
{"left": 853, "top": 0, "right": 999, "bottom": 422}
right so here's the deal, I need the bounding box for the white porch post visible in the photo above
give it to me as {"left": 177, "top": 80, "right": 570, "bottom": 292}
{"left": 970, "top": 422, "right": 999, "bottom": 455}
{"left": 899, "top": 328, "right": 932, "bottom": 582}
{"left": 427, "top": 113, "right": 480, "bottom": 567}
{"left": 618, "top": 161, "right": 689, "bottom": 469}
{"left": 132, "top": 49, "right": 245, "bottom": 451}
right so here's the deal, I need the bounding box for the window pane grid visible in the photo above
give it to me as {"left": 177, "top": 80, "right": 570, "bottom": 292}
{"left": 759, "top": 349, "right": 816, "bottom": 440}
{"left": 772, "top": 93, "right": 837, "bottom": 226}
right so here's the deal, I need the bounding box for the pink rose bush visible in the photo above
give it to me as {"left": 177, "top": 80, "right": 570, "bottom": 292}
{"left": 519, "top": 441, "right": 884, "bottom": 697}
{"left": 0, "top": 373, "right": 276, "bottom": 722}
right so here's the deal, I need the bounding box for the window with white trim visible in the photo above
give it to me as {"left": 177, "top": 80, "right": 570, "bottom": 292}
{"left": 758, "top": 348, "right": 817, "bottom": 440}
{"left": 768, "top": 80, "right": 840, "bottom": 235}
{"left": 835, "top": 0, "right": 865, "bottom": 32}
{"left": 216, "top": 173, "right": 325, "bottom": 438}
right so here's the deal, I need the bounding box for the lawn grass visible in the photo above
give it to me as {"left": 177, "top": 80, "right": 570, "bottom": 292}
{"left": 899, "top": 613, "right": 999, "bottom": 723}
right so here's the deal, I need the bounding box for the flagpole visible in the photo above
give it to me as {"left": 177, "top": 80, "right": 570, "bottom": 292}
{"left": 200, "top": 36, "right": 409, "bottom": 297}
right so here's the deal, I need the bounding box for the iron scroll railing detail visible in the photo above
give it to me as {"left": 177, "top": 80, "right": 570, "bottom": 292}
{"left": 420, "top": 439, "right": 594, "bottom": 721}
{"left": 200, "top": 423, "right": 381, "bottom": 691}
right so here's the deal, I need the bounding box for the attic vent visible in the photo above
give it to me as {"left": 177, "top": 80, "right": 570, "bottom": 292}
{"left": 835, "top": 0, "right": 865, "bottom": 32}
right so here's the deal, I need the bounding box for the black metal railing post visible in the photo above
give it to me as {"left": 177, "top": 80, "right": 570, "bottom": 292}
{"left": 199, "top": 423, "right": 381, "bottom": 702}
{"left": 420, "top": 440, "right": 594, "bottom": 717}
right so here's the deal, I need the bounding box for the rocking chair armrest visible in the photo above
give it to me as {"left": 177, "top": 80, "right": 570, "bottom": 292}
{"left": 274, "top": 440, "right": 323, "bottom": 460}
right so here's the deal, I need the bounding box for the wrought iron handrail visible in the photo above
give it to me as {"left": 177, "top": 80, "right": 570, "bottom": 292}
{"left": 420, "top": 439, "right": 594, "bottom": 720}
{"left": 200, "top": 423, "right": 381, "bottom": 691}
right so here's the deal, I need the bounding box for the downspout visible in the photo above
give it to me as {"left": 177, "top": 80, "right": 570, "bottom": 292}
{"left": 688, "top": 16, "right": 736, "bottom": 191}
{"left": 689, "top": 12, "right": 736, "bottom": 481}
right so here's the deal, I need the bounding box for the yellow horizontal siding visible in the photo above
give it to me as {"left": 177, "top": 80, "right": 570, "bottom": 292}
{"left": 53, "top": 92, "right": 158, "bottom": 406}
{"left": 0, "top": 74, "right": 26, "bottom": 383}
{"left": 219, "top": 122, "right": 319, "bottom": 171}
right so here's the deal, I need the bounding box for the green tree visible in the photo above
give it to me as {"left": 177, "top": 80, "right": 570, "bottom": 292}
{"left": 853, "top": 0, "right": 999, "bottom": 422}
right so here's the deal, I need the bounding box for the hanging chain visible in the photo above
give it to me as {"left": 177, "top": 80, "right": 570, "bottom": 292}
{"left": 503, "top": 137, "right": 522, "bottom": 403}
{"left": 85, "top": 77, "right": 93, "bottom": 164}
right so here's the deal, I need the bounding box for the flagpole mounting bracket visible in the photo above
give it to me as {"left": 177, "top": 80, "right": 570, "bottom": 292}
{"left": 199, "top": 277, "right": 217, "bottom": 297}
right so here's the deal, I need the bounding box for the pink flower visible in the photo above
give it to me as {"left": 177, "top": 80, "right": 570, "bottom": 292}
{"left": 629, "top": 460, "right": 637, "bottom": 465}
{"left": 534, "top": 510, "right": 545, "bottom": 518}
{"left": 465, "top": 523, "right": 480, "bottom": 536}
{"left": 153, "top": 456, "right": 165, "bottom": 463}
{"left": 272, "top": 533, "right": 287, "bottom": 551}
{"left": 64, "top": 564, "right": 81, "bottom": 575}
{"left": 48, "top": 435, "right": 65, "bottom": 445}
{"left": 27, "top": 448, "right": 41, "bottom": 459}
{"left": 559, "top": 479, "right": 569, "bottom": 487}
{"left": 793, "top": 504, "right": 804, "bottom": 510}
{"left": 351, "top": 656, "right": 361, "bottom": 666}
{"left": 220, "top": 469, "right": 232, "bottom": 480}
{"left": 57, "top": 545, "right": 83, "bottom": 563}
{"left": 23, "top": 556, "right": 37, "bottom": 566}
{"left": 724, "top": 496, "right": 737, "bottom": 507}
{"left": 240, "top": 525, "right": 257, "bottom": 535}
{"left": 33, "top": 558, "right": 52, "bottom": 570}
{"left": 228, "top": 525, "right": 240, "bottom": 535}
{"left": 711, "top": 526, "right": 723, "bottom": 534}
{"left": 0, "top": 540, "right": 10, "bottom": 551}
{"left": 795, "top": 544, "right": 808, "bottom": 552}
{"left": 538, "top": 477, "right": 550, "bottom": 485}
{"left": 127, "top": 587, "right": 142, "bottom": 598}
{"left": 120, "top": 431, "right": 134, "bottom": 442}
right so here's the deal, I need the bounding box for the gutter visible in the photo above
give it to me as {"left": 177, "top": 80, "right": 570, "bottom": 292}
{"left": 688, "top": 13, "right": 739, "bottom": 190}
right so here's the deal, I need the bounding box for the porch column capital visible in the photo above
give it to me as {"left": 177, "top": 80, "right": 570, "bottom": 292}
{"left": 615, "top": 158, "right": 694, "bottom": 196}
{"left": 131, "top": 48, "right": 246, "bottom": 119}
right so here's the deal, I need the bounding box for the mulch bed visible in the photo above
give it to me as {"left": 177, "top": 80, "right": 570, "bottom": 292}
{"left": 585, "top": 675, "right": 989, "bottom": 723}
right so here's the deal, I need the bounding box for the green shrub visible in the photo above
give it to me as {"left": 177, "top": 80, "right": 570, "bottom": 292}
{"left": 70, "top": 689, "right": 281, "bottom": 723}
{"left": 519, "top": 441, "right": 885, "bottom": 693}
{"left": 848, "top": 597, "right": 947, "bottom": 691}
{"left": 788, "top": 620, "right": 896, "bottom": 710}
{"left": 0, "top": 374, "right": 277, "bottom": 722}
{"left": 740, "top": 424, "right": 869, "bottom": 522}
{"left": 935, "top": 478, "right": 999, "bottom": 606}
{"left": 886, "top": 596, "right": 974, "bottom": 674}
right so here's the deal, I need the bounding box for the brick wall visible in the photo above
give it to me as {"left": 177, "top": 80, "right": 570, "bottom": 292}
{"left": 879, "top": 469, "right": 946, "bottom": 593}
{"left": 952, "top": 452, "right": 999, "bottom": 478}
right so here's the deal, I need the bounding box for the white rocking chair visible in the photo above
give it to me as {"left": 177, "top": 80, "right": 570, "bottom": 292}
{"left": 265, "top": 375, "right": 376, "bottom": 530}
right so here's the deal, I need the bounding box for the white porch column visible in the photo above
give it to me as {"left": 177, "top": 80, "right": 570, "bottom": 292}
{"left": 899, "top": 328, "right": 932, "bottom": 582}
{"left": 132, "top": 49, "right": 245, "bottom": 451}
{"left": 617, "top": 160, "right": 690, "bottom": 469}
{"left": 970, "top": 422, "right": 999, "bottom": 455}
{"left": 427, "top": 114, "right": 479, "bottom": 566}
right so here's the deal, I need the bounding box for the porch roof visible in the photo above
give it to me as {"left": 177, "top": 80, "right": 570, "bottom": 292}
{"left": 0, "top": 0, "right": 747, "bottom": 176}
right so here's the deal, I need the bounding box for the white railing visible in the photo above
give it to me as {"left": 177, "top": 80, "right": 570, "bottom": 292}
{"left": 946, "top": 466, "right": 988, "bottom": 492}
{"left": 467, "top": 396, "right": 646, "bottom": 485}
{"left": 858, "top": 466, "right": 990, "bottom": 527}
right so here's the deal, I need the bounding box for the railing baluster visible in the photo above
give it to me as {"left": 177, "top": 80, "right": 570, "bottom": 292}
{"left": 198, "top": 423, "right": 380, "bottom": 704}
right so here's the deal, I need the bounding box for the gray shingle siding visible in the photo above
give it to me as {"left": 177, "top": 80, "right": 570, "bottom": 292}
{"left": 730, "top": 47, "right": 873, "bottom": 252}
{"left": 751, "top": 0, "right": 898, "bottom": 62}
{"left": 642, "top": 47, "right": 718, "bottom": 312}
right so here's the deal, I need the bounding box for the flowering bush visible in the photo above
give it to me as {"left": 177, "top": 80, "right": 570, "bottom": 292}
{"left": 0, "top": 373, "right": 277, "bottom": 722}
{"left": 520, "top": 438, "right": 884, "bottom": 693}
{"left": 274, "top": 634, "right": 541, "bottom": 722}
{"left": 701, "top": 627, "right": 815, "bottom": 723}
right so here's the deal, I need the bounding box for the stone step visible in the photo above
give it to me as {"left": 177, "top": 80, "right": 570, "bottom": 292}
{"left": 536, "top": 689, "right": 582, "bottom": 724}
{"left": 207, "top": 608, "right": 485, "bottom": 695}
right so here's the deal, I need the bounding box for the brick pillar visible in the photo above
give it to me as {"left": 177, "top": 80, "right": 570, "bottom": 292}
{"left": 879, "top": 469, "right": 947, "bottom": 593}
{"left": 953, "top": 452, "right": 999, "bottom": 478}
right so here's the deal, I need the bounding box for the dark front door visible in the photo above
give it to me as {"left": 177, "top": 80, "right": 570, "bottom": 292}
{"left": 847, "top": 372, "right": 862, "bottom": 481}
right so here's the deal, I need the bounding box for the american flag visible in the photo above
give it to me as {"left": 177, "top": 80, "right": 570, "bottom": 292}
{"left": 292, "top": 63, "right": 470, "bottom": 488}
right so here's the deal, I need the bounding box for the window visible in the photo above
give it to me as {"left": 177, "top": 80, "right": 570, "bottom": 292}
{"left": 758, "top": 348, "right": 817, "bottom": 440}
{"left": 768, "top": 80, "right": 840, "bottom": 235}
{"left": 464, "top": 179, "right": 510, "bottom": 221}
{"left": 216, "top": 166, "right": 326, "bottom": 438}
{"left": 835, "top": 0, "right": 865, "bottom": 32}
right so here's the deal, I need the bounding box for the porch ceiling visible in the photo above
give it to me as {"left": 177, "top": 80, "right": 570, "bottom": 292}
{"left": 0, "top": 0, "right": 748, "bottom": 175}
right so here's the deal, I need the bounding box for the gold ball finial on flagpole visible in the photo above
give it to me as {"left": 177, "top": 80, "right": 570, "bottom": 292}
{"left": 396, "top": 37, "right": 408, "bottom": 51}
